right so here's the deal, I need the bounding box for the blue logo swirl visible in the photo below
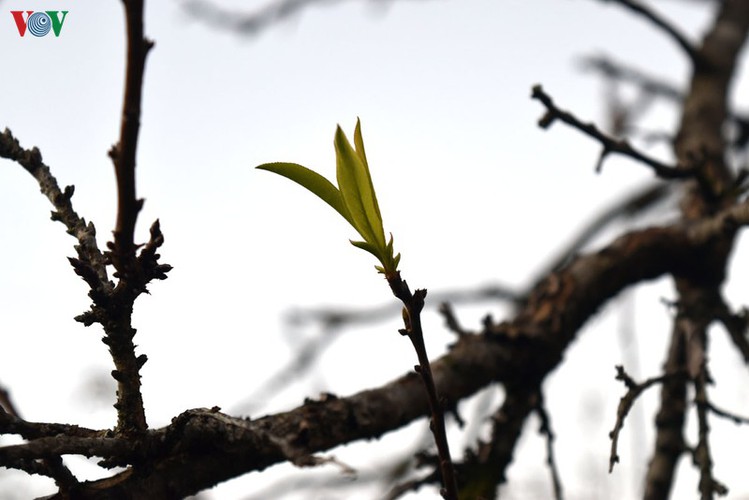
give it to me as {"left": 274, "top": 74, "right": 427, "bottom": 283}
{"left": 28, "top": 12, "right": 51, "bottom": 37}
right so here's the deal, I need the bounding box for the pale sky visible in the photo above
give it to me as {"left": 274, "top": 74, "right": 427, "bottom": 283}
{"left": 1, "top": 0, "right": 748, "bottom": 498}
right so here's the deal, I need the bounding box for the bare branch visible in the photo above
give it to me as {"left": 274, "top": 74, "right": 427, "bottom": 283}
{"left": 109, "top": 0, "right": 153, "bottom": 263}
{"left": 693, "top": 368, "right": 728, "bottom": 498}
{"left": 673, "top": 0, "right": 749, "bottom": 204}
{"left": 531, "top": 85, "right": 697, "bottom": 179}
{"left": 0, "top": 411, "right": 99, "bottom": 441}
{"left": 536, "top": 394, "right": 563, "bottom": 500}
{"left": 703, "top": 400, "right": 749, "bottom": 425}
{"left": 0, "top": 129, "right": 110, "bottom": 292}
{"left": 103, "top": 0, "right": 160, "bottom": 438}
{"left": 388, "top": 275, "right": 458, "bottom": 499}
{"left": 609, "top": 366, "right": 686, "bottom": 473}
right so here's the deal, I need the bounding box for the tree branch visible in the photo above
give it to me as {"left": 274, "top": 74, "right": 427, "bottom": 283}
{"left": 531, "top": 85, "right": 698, "bottom": 179}
{"left": 31, "top": 197, "right": 749, "bottom": 498}
{"left": 387, "top": 274, "right": 458, "bottom": 499}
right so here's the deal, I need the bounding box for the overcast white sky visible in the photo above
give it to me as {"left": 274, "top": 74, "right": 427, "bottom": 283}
{"left": 1, "top": 0, "right": 749, "bottom": 498}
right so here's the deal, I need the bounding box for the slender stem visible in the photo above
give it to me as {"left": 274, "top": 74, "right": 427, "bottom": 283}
{"left": 106, "top": 0, "right": 154, "bottom": 437}
{"left": 111, "top": 0, "right": 153, "bottom": 268}
{"left": 388, "top": 273, "right": 458, "bottom": 500}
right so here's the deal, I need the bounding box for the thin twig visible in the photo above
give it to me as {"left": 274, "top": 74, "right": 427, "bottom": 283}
{"left": 703, "top": 400, "right": 749, "bottom": 425}
{"left": 438, "top": 302, "right": 468, "bottom": 337}
{"left": 387, "top": 273, "right": 458, "bottom": 500}
{"left": 109, "top": 0, "right": 153, "bottom": 263}
{"left": 609, "top": 365, "right": 686, "bottom": 473}
{"left": 0, "top": 411, "right": 99, "bottom": 441}
{"left": 531, "top": 85, "right": 697, "bottom": 179}
{"left": 693, "top": 369, "right": 728, "bottom": 498}
{"left": 535, "top": 393, "right": 563, "bottom": 500}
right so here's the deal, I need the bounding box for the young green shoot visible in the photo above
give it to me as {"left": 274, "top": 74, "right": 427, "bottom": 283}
{"left": 256, "top": 120, "right": 458, "bottom": 499}
{"left": 256, "top": 119, "right": 400, "bottom": 277}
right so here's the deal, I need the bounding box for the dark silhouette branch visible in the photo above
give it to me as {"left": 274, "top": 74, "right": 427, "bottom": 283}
{"left": 109, "top": 0, "right": 152, "bottom": 261}
{"left": 536, "top": 393, "right": 563, "bottom": 500}
{"left": 703, "top": 400, "right": 749, "bottom": 425}
{"left": 3, "top": 1, "right": 749, "bottom": 498}
{"left": 609, "top": 366, "right": 686, "bottom": 473}
{"left": 532, "top": 85, "right": 698, "bottom": 179}
{"left": 387, "top": 274, "right": 458, "bottom": 499}
{"left": 644, "top": 3, "right": 749, "bottom": 496}
{"left": 0, "top": 128, "right": 110, "bottom": 292}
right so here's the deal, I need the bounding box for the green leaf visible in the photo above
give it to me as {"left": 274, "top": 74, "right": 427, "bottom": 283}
{"left": 334, "top": 126, "right": 386, "bottom": 250}
{"left": 256, "top": 162, "right": 354, "bottom": 227}
{"left": 353, "top": 119, "right": 385, "bottom": 235}
{"left": 353, "top": 118, "right": 368, "bottom": 167}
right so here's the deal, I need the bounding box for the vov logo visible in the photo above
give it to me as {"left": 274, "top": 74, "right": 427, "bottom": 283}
{"left": 10, "top": 11, "right": 69, "bottom": 37}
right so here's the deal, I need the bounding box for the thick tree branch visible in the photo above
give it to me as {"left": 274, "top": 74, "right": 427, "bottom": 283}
{"left": 674, "top": 0, "right": 749, "bottom": 207}
{"left": 643, "top": 3, "right": 749, "bottom": 497}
